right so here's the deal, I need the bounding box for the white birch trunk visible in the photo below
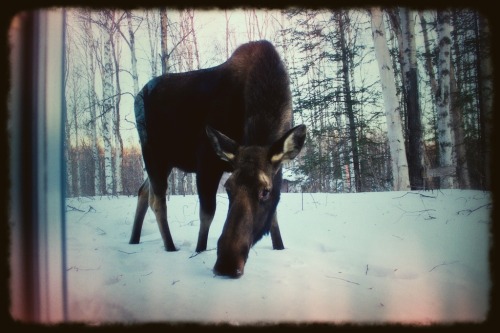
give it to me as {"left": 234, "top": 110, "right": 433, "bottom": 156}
{"left": 111, "top": 25, "right": 123, "bottom": 195}
{"left": 72, "top": 103, "right": 81, "bottom": 196}
{"left": 126, "top": 11, "right": 139, "bottom": 96}
{"left": 370, "top": 7, "right": 410, "bottom": 191}
{"left": 399, "top": 8, "right": 417, "bottom": 80}
{"left": 84, "top": 11, "right": 101, "bottom": 195}
{"left": 65, "top": 116, "right": 73, "bottom": 196}
{"left": 334, "top": 86, "right": 349, "bottom": 192}
{"left": 145, "top": 10, "right": 158, "bottom": 78}
{"left": 160, "top": 8, "right": 168, "bottom": 74}
{"left": 102, "top": 17, "right": 115, "bottom": 195}
{"left": 125, "top": 11, "right": 146, "bottom": 183}
{"left": 114, "top": 124, "right": 123, "bottom": 194}
{"left": 436, "top": 10, "right": 456, "bottom": 189}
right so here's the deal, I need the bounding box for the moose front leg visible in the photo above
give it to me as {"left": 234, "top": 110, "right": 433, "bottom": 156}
{"left": 196, "top": 209, "right": 215, "bottom": 253}
{"left": 195, "top": 169, "right": 223, "bottom": 253}
{"left": 270, "top": 213, "right": 285, "bottom": 250}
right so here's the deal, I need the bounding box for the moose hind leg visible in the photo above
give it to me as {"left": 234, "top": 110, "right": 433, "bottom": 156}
{"left": 270, "top": 213, "right": 285, "bottom": 250}
{"left": 149, "top": 179, "right": 177, "bottom": 252}
{"left": 129, "top": 178, "right": 150, "bottom": 244}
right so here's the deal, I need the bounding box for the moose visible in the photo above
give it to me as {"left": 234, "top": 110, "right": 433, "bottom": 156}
{"left": 129, "top": 40, "right": 306, "bottom": 278}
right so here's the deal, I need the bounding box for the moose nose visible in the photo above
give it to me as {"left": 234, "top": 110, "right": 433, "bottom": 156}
{"left": 213, "top": 257, "right": 245, "bottom": 278}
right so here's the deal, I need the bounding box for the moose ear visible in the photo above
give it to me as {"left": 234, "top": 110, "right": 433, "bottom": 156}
{"left": 269, "top": 125, "right": 307, "bottom": 165}
{"left": 206, "top": 126, "right": 239, "bottom": 163}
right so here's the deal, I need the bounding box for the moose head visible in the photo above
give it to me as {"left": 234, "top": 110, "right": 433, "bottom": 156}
{"left": 206, "top": 124, "right": 306, "bottom": 277}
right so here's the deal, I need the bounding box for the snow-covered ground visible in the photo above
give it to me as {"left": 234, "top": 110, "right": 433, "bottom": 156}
{"left": 65, "top": 190, "right": 491, "bottom": 325}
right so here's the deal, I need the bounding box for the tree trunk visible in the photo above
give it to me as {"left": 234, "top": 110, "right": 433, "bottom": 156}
{"left": 126, "top": 10, "right": 140, "bottom": 95}
{"left": 369, "top": 7, "right": 410, "bottom": 191}
{"left": 72, "top": 101, "right": 82, "bottom": 196}
{"left": 65, "top": 116, "right": 73, "bottom": 196}
{"left": 450, "top": 63, "right": 471, "bottom": 189}
{"left": 188, "top": 10, "right": 200, "bottom": 70}
{"left": 419, "top": 12, "right": 439, "bottom": 97}
{"left": 160, "top": 8, "right": 169, "bottom": 74}
{"left": 101, "top": 11, "right": 115, "bottom": 195}
{"left": 146, "top": 10, "right": 159, "bottom": 77}
{"left": 225, "top": 10, "right": 230, "bottom": 58}
{"left": 399, "top": 8, "right": 424, "bottom": 190}
{"left": 477, "top": 14, "right": 493, "bottom": 189}
{"left": 83, "top": 10, "right": 100, "bottom": 195}
{"left": 338, "top": 11, "right": 361, "bottom": 192}
{"left": 110, "top": 21, "right": 123, "bottom": 194}
{"left": 419, "top": 11, "right": 440, "bottom": 189}
{"left": 436, "top": 10, "right": 456, "bottom": 189}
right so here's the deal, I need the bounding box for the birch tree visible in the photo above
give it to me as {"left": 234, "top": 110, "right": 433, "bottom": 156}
{"left": 224, "top": 10, "right": 230, "bottom": 58}
{"left": 125, "top": 10, "right": 140, "bottom": 95}
{"left": 338, "top": 11, "right": 361, "bottom": 192}
{"left": 477, "top": 14, "right": 492, "bottom": 189}
{"left": 369, "top": 7, "right": 410, "bottom": 191}
{"left": 82, "top": 10, "right": 101, "bottom": 195}
{"left": 187, "top": 10, "right": 200, "bottom": 70}
{"left": 110, "top": 13, "right": 123, "bottom": 194}
{"left": 160, "top": 8, "right": 169, "bottom": 74}
{"left": 145, "top": 10, "right": 160, "bottom": 77}
{"left": 399, "top": 8, "right": 424, "bottom": 190}
{"left": 65, "top": 32, "right": 82, "bottom": 196}
{"left": 436, "top": 10, "right": 456, "bottom": 188}
{"left": 97, "top": 10, "right": 115, "bottom": 195}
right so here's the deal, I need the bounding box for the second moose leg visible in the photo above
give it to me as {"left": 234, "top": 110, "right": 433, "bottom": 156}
{"left": 195, "top": 168, "right": 224, "bottom": 253}
{"left": 148, "top": 169, "right": 177, "bottom": 252}
{"left": 270, "top": 213, "right": 285, "bottom": 250}
{"left": 129, "top": 178, "right": 150, "bottom": 244}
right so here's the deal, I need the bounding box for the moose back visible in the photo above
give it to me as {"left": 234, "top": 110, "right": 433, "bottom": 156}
{"left": 129, "top": 40, "right": 306, "bottom": 278}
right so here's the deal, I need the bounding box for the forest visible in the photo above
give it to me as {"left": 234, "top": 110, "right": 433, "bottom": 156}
{"left": 64, "top": 7, "right": 492, "bottom": 197}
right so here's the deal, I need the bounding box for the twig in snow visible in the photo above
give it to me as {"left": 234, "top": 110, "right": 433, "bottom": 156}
{"left": 394, "top": 206, "right": 437, "bottom": 221}
{"left": 457, "top": 203, "right": 492, "bottom": 216}
{"left": 392, "top": 192, "right": 437, "bottom": 199}
{"left": 429, "top": 260, "right": 459, "bottom": 272}
{"left": 179, "top": 219, "right": 198, "bottom": 227}
{"left": 96, "top": 227, "right": 106, "bottom": 235}
{"left": 77, "top": 205, "right": 97, "bottom": 222}
{"left": 66, "top": 205, "right": 86, "bottom": 212}
{"left": 326, "top": 275, "right": 360, "bottom": 285}
{"left": 189, "top": 248, "right": 216, "bottom": 258}
{"left": 118, "top": 250, "right": 138, "bottom": 255}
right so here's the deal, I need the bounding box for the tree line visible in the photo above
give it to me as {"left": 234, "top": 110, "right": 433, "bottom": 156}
{"left": 64, "top": 7, "right": 492, "bottom": 197}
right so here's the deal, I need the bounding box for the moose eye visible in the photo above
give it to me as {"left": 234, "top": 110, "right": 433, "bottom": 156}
{"left": 259, "top": 188, "right": 271, "bottom": 201}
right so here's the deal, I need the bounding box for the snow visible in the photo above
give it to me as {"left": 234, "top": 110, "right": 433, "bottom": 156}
{"left": 65, "top": 190, "right": 491, "bottom": 325}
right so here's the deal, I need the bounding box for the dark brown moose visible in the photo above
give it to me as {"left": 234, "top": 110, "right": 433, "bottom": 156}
{"left": 129, "top": 40, "right": 306, "bottom": 278}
